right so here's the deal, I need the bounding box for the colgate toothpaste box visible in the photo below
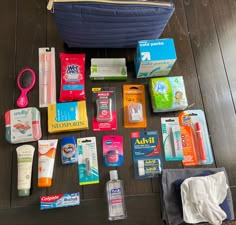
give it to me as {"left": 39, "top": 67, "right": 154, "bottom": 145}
{"left": 40, "top": 192, "right": 80, "bottom": 210}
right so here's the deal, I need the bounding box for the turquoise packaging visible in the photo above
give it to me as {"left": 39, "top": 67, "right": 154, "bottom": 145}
{"left": 61, "top": 136, "right": 77, "bottom": 165}
{"left": 77, "top": 137, "right": 99, "bottom": 185}
{"left": 130, "top": 131, "right": 162, "bottom": 179}
{"left": 40, "top": 192, "right": 80, "bottom": 210}
{"left": 135, "top": 38, "right": 176, "bottom": 78}
{"left": 149, "top": 76, "right": 188, "bottom": 112}
{"left": 161, "top": 117, "right": 183, "bottom": 161}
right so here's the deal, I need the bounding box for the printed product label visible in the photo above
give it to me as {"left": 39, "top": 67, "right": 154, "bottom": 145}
{"left": 17, "top": 161, "right": 32, "bottom": 189}
{"left": 109, "top": 183, "right": 124, "bottom": 217}
{"left": 56, "top": 102, "right": 78, "bottom": 122}
{"left": 40, "top": 192, "right": 80, "bottom": 210}
{"left": 10, "top": 109, "right": 33, "bottom": 143}
{"left": 38, "top": 156, "right": 55, "bottom": 178}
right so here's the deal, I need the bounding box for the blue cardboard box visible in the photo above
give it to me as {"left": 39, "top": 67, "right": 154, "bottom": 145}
{"left": 135, "top": 38, "right": 177, "bottom": 78}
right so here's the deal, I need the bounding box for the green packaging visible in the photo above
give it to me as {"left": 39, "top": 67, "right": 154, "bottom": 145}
{"left": 149, "top": 76, "right": 188, "bottom": 112}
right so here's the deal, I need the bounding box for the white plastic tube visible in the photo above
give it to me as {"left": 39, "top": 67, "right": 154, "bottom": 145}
{"left": 38, "top": 139, "right": 58, "bottom": 187}
{"left": 16, "top": 145, "right": 35, "bottom": 197}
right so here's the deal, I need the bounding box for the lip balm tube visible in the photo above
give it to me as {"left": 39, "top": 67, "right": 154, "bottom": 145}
{"left": 38, "top": 140, "right": 58, "bottom": 187}
{"left": 16, "top": 145, "right": 35, "bottom": 197}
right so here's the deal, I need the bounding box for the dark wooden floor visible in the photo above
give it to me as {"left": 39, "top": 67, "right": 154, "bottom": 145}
{"left": 0, "top": 0, "right": 236, "bottom": 224}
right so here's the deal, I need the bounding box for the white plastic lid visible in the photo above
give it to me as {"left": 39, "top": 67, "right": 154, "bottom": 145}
{"left": 110, "top": 170, "right": 118, "bottom": 180}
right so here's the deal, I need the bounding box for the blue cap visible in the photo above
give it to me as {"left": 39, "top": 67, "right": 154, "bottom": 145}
{"left": 61, "top": 136, "right": 76, "bottom": 147}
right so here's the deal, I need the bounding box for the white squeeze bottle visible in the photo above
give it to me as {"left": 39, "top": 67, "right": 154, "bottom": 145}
{"left": 106, "top": 170, "right": 127, "bottom": 220}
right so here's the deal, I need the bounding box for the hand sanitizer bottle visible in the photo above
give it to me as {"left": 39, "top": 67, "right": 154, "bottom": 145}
{"left": 106, "top": 170, "right": 127, "bottom": 220}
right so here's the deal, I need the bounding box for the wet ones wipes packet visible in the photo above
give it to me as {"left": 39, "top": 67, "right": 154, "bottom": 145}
{"left": 59, "top": 53, "right": 86, "bottom": 102}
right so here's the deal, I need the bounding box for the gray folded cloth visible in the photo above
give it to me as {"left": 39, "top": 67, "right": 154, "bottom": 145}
{"left": 161, "top": 167, "right": 234, "bottom": 225}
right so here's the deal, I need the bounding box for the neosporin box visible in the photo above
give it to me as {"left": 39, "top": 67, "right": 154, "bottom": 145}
{"left": 48, "top": 101, "right": 88, "bottom": 133}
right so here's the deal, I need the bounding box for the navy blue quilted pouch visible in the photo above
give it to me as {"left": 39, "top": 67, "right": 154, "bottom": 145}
{"left": 47, "top": 0, "right": 175, "bottom": 48}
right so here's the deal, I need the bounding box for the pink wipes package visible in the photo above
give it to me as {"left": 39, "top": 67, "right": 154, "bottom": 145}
{"left": 5, "top": 107, "right": 42, "bottom": 144}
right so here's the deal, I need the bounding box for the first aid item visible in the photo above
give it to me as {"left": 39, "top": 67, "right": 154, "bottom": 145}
{"left": 16, "top": 68, "right": 36, "bottom": 108}
{"left": 16, "top": 145, "right": 35, "bottom": 197}
{"left": 38, "top": 140, "right": 58, "bottom": 187}
{"left": 77, "top": 137, "right": 99, "bottom": 185}
{"left": 61, "top": 136, "right": 77, "bottom": 165}
{"left": 149, "top": 76, "right": 188, "bottom": 112}
{"left": 40, "top": 192, "right": 80, "bottom": 210}
{"left": 92, "top": 87, "right": 117, "bottom": 131}
{"left": 161, "top": 117, "right": 183, "bottom": 161}
{"left": 135, "top": 39, "right": 176, "bottom": 78}
{"left": 181, "top": 172, "right": 228, "bottom": 225}
{"left": 39, "top": 47, "right": 56, "bottom": 108}
{"left": 123, "top": 85, "right": 147, "bottom": 128}
{"left": 47, "top": 0, "right": 174, "bottom": 48}
{"left": 106, "top": 170, "right": 127, "bottom": 221}
{"left": 178, "top": 110, "right": 214, "bottom": 166}
{"left": 59, "top": 53, "right": 86, "bottom": 102}
{"left": 131, "top": 130, "right": 162, "bottom": 179}
{"left": 5, "top": 107, "right": 42, "bottom": 144}
{"left": 47, "top": 101, "right": 88, "bottom": 133}
{"left": 103, "top": 135, "right": 123, "bottom": 167}
{"left": 90, "top": 58, "right": 127, "bottom": 80}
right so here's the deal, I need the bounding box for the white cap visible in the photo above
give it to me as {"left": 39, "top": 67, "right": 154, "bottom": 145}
{"left": 110, "top": 170, "right": 118, "bottom": 180}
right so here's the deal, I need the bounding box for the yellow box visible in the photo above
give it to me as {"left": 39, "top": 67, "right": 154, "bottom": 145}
{"left": 48, "top": 101, "right": 88, "bottom": 133}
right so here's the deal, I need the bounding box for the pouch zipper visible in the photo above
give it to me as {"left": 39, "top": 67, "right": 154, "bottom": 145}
{"left": 47, "top": 0, "right": 173, "bottom": 11}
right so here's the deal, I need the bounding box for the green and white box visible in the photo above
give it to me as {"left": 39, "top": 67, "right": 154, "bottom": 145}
{"left": 90, "top": 58, "right": 127, "bottom": 80}
{"left": 135, "top": 39, "right": 176, "bottom": 78}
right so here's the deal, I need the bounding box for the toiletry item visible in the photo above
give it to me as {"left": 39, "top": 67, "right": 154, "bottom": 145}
{"left": 106, "top": 170, "right": 127, "bottom": 221}
{"left": 40, "top": 192, "right": 80, "bottom": 210}
{"left": 61, "top": 136, "right": 77, "bottom": 165}
{"left": 38, "top": 140, "right": 58, "bottom": 187}
{"left": 16, "top": 68, "right": 36, "bottom": 108}
{"left": 161, "top": 117, "right": 183, "bottom": 161}
{"left": 131, "top": 130, "right": 162, "bottom": 179}
{"left": 59, "top": 53, "right": 86, "bottom": 102}
{"left": 135, "top": 38, "right": 176, "bottom": 78}
{"left": 128, "top": 103, "right": 143, "bottom": 123}
{"left": 195, "top": 122, "right": 207, "bottom": 161}
{"left": 16, "top": 145, "right": 35, "bottom": 197}
{"left": 149, "top": 76, "right": 188, "bottom": 112}
{"left": 47, "top": 101, "right": 88, "bottom": 133}
{"left": 96, "top": 98, "right": 112, "bottom": 122}
{"left": 92, "top": 87, "right": 117, "bottom": 131}
{"left": 39, "top": 47, "right": 56, "bottom": 108}
{"left": 90, "top": 58, "right": 127, "bottom": 80}
{"left": 179, "top": 110, "right": 213, "bottom": 166}
{"left": 77, "top": 137, "right": 99, "bottom": 185}
{"left": 103, "top": 135, "right": 123, "bottom": 167}
{"left": 5, "top": 107, "right": 42, "bottom": 144}
{"left": 123, "top": 85, "right": 147, "bottom": 128}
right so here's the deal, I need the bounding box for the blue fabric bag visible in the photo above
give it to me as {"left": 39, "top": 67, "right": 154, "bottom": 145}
{"left": 47, "top": 0, "right": 175, "bottom": 48}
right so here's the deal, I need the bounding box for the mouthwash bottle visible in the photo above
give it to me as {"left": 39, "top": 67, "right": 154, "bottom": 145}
{"left": 106, "top": 170, "right": 127, "bottom": 220}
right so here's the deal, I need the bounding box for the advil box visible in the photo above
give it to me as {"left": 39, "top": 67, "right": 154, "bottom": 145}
{"left": 135, "top": 38, "right": 176, "bottom": 78}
